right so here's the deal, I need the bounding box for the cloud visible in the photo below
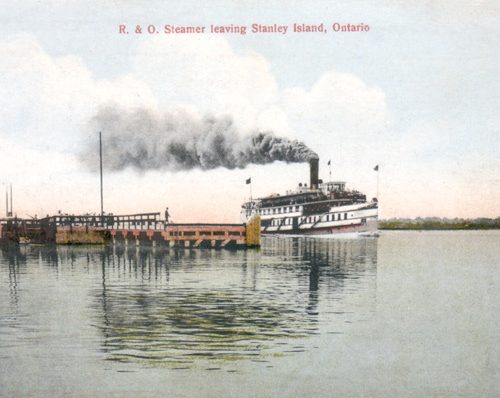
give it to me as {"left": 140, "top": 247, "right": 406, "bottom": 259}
{"left": 0, "top": 134, "right": 98, "bottom": 217}
{"left": 128, "top": 36, "right": 389, "bottom": 177}
{"left": 0, "top": 34, "right": 157, "bottom": 151}
{"left": 132, "top": 35, "right": 280, "bottom": 132}
{"left": 0, "top": 33, "right": 388, "bottom": 158}
{"left": 281, "top": 70, "right": 388, "bottom": 151}
{"left": 0, "top": 34, "right": 390, "bottom": 219}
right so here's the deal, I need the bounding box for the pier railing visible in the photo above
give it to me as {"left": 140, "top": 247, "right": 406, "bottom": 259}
{"left": 44, "top": 212, "right": 163, "bottom": 230}
{"left": 0, "top": 213, "right": 162, "bottom": 242}
{"left": 0, "top": 213, "right": 260, "bottom": 248}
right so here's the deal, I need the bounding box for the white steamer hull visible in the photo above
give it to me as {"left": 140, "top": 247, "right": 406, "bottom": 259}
{"left": 263, "top": 208, "right": 377, "bottom": 235}
{"left": 243, "top": 203, "right": 378, "bottom": 236}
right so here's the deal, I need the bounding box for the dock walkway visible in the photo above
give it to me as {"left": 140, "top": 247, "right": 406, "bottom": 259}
{"left": 0, "top": 213, "right": 260, "bottom": 249}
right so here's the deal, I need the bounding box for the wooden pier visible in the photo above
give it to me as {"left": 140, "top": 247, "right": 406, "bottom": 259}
{"left": 0, "top": 213, "right": 260, "bottom": 249}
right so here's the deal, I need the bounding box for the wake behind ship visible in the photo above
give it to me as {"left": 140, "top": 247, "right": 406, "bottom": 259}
{"left": 240, "top": 159, "right": 378, "bottom": 235}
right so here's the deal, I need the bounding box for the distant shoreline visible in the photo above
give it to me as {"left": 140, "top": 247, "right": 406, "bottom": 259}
{"left": 380, "top": 226, "right": 500, "bottom": 230}
{"left": 379, "top": 218, "right": 500, "bottom": 230}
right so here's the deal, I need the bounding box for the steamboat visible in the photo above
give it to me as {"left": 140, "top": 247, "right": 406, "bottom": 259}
{"left": 240, "top": 159, "right": 378, "bottom": 236}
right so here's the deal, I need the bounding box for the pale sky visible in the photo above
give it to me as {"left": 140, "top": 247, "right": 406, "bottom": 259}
{"left": 0, "top": 0, "right": 499, "bottom": 222}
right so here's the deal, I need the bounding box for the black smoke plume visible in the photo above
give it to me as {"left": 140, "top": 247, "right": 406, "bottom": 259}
{"left": 82, "top": 106, "right": 318, "bottom": 172}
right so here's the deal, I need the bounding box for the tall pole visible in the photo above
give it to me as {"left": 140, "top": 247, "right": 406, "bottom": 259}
{"left": 373, "top": 165, "right": 380, "bottom": 200}
{"left": 373, "top": 164, "right": 380, "bottom": 219}
{"left": 99, "top": 132, "right": 104, "bottom": 225}
{"left": 5, "top": 189, "right": 8, "bottom": 218}
{"left": 377, "top": 168, "right": 380, "bottom": 200}
{"left": 377, "top": 167, "right": 380, "bottom": 219}
{"left": 249, "top": 180, "right": 253, "bottom": 202}
{"left": 10, "top": 184, "right": 12, "bottom": 216}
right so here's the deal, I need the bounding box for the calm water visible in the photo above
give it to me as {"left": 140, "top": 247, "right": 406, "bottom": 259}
{"left": 0, "top": 231, "right": 498, "bottom": 397}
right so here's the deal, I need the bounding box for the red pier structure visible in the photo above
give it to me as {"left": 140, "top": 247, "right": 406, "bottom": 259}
{"left": 0, "top": 212, "right": 260, "bottom": 249}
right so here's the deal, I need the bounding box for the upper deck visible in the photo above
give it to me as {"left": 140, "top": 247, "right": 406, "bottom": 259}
{"left": 242, "top": 180, "right": 367, "bottom": 210}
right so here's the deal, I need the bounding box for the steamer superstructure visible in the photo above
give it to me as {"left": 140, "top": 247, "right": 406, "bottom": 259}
{"left": 240, "top": 159, "right": 378, "bottom": 235}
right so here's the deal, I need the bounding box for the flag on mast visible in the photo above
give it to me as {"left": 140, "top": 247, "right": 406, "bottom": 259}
{"left": 373, "top": 165, "right": 379, "bottom": 171}
{"left": 327, "top": 160, "right": 331, "bottom": 166}
{"left": 246, "top": 177, "right": 253, "bottom": 201}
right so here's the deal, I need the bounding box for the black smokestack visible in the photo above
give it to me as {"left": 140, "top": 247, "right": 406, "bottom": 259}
{"left": 81, "top": 106, "right": 318, "bottom": 172}
{"left": 309, "top": 158, "right": 319, "bottom": 189}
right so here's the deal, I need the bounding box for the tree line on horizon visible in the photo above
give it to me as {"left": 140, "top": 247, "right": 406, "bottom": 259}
{"left": 379, "top": 217, "right": 500, "bottom": 230}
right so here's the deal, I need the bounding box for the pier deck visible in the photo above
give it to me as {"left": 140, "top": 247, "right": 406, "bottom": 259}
{"left": 0, "top": 213, "right": 260, "bottom": 249}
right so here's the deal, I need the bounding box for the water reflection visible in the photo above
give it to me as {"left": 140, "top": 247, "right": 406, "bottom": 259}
{"left": 92, "top": 237, "right": 378, "bottom": 368}
{"left": 0, "top": 237, "right": 378, "bottom": 369}
{"left": 0, "top": 245, "right": 44, "bottom": 349}
{"left": 0, "top": 245, "right": 25, "bottom": 342}
{"left": 1, "top": 245, "right": 24, "bottom": 307}
{"left": 94, "top": 251, "right": 309, "bottom": 367}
